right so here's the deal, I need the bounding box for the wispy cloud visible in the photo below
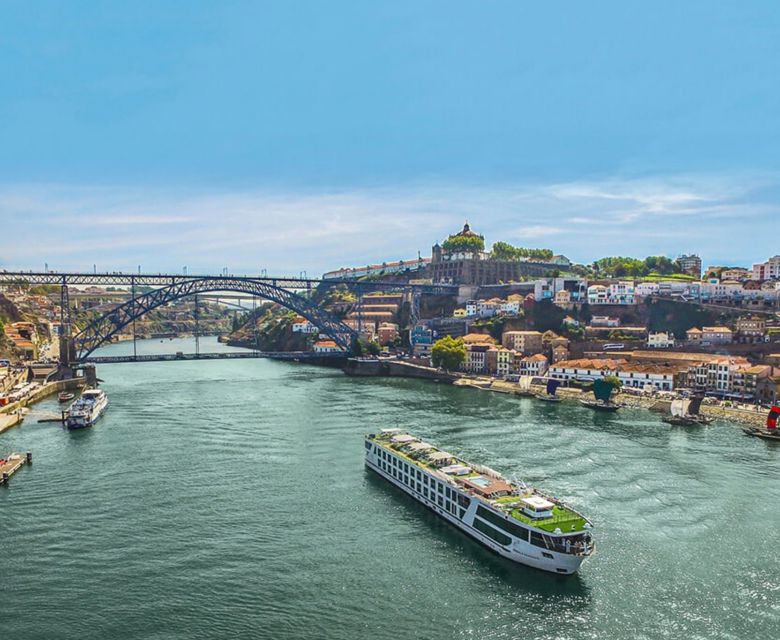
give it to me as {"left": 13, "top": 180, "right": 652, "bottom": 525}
{"left": 0, "top": 173, "right": 777, "bottom": 273}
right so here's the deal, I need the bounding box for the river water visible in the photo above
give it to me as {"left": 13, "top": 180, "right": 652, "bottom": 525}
{"left": 1, "top": 337, "right": 779, "bottom": 640}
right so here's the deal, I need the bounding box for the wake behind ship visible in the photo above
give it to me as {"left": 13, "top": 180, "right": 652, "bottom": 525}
{"left": 365, "top": 429, "right": 594, "bottom": 574}
{"left": 65, "top": 389, "right": 108, "bottom": 430}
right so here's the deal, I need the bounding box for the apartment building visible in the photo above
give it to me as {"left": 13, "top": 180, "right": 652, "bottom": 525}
{"left": 501, "top": 330, "right": 543, "bottom": 355}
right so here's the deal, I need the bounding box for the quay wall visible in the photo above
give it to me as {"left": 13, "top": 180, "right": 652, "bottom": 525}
{"left": 451, "top": 378, "right": 768, "bottom": 428}
{"left": 341, "top": 359, "right": 459, "bottom": 383}
{"left": 0, "top": 378, "right": 86, "bottom": 433}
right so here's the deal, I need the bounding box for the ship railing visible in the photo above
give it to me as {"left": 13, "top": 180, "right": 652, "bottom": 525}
{"left": 544, "top": 536, "right": 594, "bottom": 556}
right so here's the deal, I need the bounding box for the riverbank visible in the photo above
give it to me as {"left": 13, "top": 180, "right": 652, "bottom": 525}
{"left": 452, "top": 377, "right": 769, "bottom": 428}
{"left": 0, "top": 378, "right": 86, "bottom": 433}
{"left": 339, "top": 357, "right": 768, "bottom": 427}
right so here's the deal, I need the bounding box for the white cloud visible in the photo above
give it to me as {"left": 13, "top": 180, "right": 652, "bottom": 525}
{"left": 0, "top": 173, "right": 776, "bottom": 273}
{"left": 509, "top": 225, "right": 562, "bottom": 239}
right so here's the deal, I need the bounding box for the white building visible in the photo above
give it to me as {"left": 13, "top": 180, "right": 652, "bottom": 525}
{"left": 292, "top": 319, "right": 318, "bottom": 334}
{"left": 635, "top": 282, "right": 659, "bottom": 297}
{"left": 534, "top": 277, "right": 587, "bottom": 303}
{"left": 500, "top": 300, "right": 521, "bottom": 315}
{"left": 647, "top": 332, "right": 675, "bottom": 348}
{"left": 591, "top": 316, "right": 620, "bottom": 328}
{"left": 549, "top": 358, "right": 675, "bottom": 391}
{"left": 518, "top": 354, "right": 549, "bottom": 377}
{"left": 587, "top": 281, "right": 635, "bottom": 305}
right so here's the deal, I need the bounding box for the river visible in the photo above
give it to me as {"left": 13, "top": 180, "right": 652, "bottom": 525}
{"left": 1, "top": 337, "right": 779, "bottom": 639}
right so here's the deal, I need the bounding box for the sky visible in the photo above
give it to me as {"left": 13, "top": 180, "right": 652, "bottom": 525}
{"left": 1, "top": 1, "right": 779, "bottom": 275}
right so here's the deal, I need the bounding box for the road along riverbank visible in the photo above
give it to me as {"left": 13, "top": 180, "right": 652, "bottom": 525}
{"left": 0, "top": 378, "right": 86, "bottom": 433}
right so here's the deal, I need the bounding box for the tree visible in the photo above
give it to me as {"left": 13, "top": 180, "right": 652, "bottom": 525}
{"left": 603, "top": 375, "right": 622, "bottom": 391}
{"left": 489, "top": 241, "right": 554, "bottom": 262}
{"left": 350, "top": 335, "right": 363, "bottom": 356}
{"left": 431, "top": 336, "right": 466, "bottom": 371}
{"left": 365, "top": 340, "right": 381, "bottom": 356}
{"left": 442, "top": 235, "right": 485, "bottom": 253}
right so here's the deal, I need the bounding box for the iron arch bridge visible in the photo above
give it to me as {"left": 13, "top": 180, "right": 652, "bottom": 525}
{"left": 73, "top": 277, "right": 357, "bottom": 360}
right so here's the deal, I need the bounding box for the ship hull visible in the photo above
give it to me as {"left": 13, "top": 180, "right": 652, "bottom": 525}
{"left": 364, "top": 447, "right": 587, "bottom": 575}
{"left": 65, "top": 399, "right": 108, "bottom": 430}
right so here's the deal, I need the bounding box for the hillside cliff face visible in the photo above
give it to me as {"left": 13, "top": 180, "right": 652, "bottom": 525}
{"left": 226, "top": 307, "right": 313, "bottom": 352}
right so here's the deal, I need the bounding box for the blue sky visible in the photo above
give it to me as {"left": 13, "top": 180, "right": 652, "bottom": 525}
{"left": 1, "top": 1, "right": 779, "bottom": 274}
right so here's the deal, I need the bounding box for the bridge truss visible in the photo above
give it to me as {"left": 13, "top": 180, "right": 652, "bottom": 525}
{"left": 0, "top": 271, "right": 457, "bottom": 363}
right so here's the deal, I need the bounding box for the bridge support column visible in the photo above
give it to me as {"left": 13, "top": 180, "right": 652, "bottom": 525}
{"left": 58, "top": 280, "right": 73, "bottom": 366}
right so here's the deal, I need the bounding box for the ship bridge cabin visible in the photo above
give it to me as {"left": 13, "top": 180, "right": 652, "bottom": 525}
{"left": 521, "top": 495, "right": 555, "bottom": 519}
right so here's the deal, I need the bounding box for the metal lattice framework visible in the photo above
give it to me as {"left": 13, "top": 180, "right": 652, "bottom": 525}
{"left": 74, "top": 278, "right": 357, "bottom": 359}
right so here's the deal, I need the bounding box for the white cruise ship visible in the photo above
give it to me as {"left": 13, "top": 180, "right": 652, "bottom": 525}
{"left": 65, "top": 389, "right": 108, "bottom": 430}
{"left": 365, "top": 429, "right": 594, "bottom": 574}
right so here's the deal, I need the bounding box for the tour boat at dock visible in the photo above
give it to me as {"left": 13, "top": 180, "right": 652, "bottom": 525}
{"left": 365, "top": 429, "right": 594, "bottom": 574}
{"left": 65, "top": 389, "right": 108, "bottom": 430}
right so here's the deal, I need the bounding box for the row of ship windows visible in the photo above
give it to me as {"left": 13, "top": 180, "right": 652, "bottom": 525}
{"left": 375, "top": 447, "right": 471, "bottom": 508}
{"left": 375, "top": 457, "right": 468, "bottom": 519}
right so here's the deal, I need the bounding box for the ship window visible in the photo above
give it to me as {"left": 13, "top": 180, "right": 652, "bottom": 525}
{"left": 458, "top": 494, "right": 470, "bottom": 508}
{"left": 473, "top": 518, "right": 511, "bottom": 546}
{"left": 459, "top": 508, "right": 466, "bottom": 519}
{"left": 423, "top": 476, "right": 428, "bottom": 485}
{"left": 423, "top": 488, "right": 428, "bottom": 498}
{"left": 476, "top": 506, "right": 529, "bottom": 541}
{"left": 416, "top": 482, "right": 421, "bottom": 492}
{"left": 529, "top": 531, "right": 549, "bottom": 549}
{"left": 437, "top": 496, "right": 443, "bottom": 507}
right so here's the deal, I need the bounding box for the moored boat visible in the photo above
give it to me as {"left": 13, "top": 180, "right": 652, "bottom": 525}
{"left": 514, "top": 376, "right": 535, "bottom": 398}
{"left": 58, "top": 391, "right": 75, "bottom": 403}
{"left": 743, "top": 405, "right": 780, "bottom": 441}
{"left": 662, "top": 395, "right": 711, "bottom": 426}
{"left": 580, "top": 378, "right": 621, "bottom": 412}
{"left": 535, "top": 378, "right": 561, "bottom": 403}
{"left": 65, "top": 388, "right": 108, "bottom": 430}
{"left": 365, "top": 429, "right": 594, "bottom": 574}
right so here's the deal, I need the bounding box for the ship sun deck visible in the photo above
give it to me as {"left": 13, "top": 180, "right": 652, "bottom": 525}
{"left": 369, "top": 429, "right": 590, "bottom": 535}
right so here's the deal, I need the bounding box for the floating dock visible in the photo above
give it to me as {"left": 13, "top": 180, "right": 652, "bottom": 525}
{"left": 0, "top": 451, "right": 32, "bottom": 485}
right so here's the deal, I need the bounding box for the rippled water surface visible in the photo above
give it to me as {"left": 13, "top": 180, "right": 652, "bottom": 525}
{"left": 2, "top": 338, "right": 779, "bottom": 639}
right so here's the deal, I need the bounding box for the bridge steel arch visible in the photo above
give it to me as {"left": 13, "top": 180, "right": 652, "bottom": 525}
{"left": 73, "top": 277, "right": 357, "bottom": 361}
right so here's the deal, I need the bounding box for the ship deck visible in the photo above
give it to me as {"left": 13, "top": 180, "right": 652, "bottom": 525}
{"left": 369, "top": 431, "right": 590, "bottom": 534}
